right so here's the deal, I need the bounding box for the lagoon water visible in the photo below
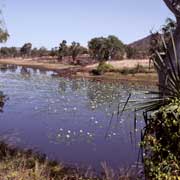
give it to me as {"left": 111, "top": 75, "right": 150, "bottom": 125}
{"left": 0, "top": 66, "right": 148, "bottom": 170}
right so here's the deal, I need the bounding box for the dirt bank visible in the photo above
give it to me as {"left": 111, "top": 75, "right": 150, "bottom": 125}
{"left": 0, "top": 58, "right": 158, "bottom": 85}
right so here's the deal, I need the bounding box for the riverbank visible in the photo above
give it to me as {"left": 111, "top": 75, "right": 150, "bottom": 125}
{"left": 0, "top": 58, "right": 158, "bottom": 85}
{"left": 0, "top": 142, "right": 142, "bottom": 180}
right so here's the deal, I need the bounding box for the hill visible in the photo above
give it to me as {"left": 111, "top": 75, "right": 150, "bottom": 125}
{"left": 128, "top": 34, "right": 152, "bottom": 52}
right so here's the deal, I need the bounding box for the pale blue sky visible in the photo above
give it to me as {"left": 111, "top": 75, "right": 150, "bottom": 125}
{"left": 1, "top": 0, "right": 174, "bottom": 49}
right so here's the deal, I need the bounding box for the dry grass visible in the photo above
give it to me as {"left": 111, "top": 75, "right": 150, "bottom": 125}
{"left": 85, "top": 59, "right": 151, "bottom": 70}
{"left": 0, "top": 142, "right": 143, "bottom": 180}
{"left": 0, "top": 58, "right": 75, "bottom": 72}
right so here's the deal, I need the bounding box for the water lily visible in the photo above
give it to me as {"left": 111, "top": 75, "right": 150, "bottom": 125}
{"left": 66, "top": 134, "right": 70, "bottom": 138}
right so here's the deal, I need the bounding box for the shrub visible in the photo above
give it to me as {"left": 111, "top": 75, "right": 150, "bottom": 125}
{"left": 119, "top": 64, "right": 148, "bottom": 75}
{"left": 141, "top": 99, "right": 180, "bottom": 179}
{"left": 91, "top": 62, "right": 114, "bottom": 75}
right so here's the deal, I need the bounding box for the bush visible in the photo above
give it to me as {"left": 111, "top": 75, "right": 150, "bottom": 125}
{"left": 119, "top": 64, "right": 147, "bottom": 75}
{"left": 141, "top": 99, "right": 180, "bottom": 179}
{"left": 91, "top": 62, "right": 114, "bottom": 75}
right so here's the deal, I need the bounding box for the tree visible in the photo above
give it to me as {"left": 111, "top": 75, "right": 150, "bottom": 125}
{"left": 38, "top": 47, "right": 49, "bottom": 57}
{"left": 107, "top": 35, "right": 124, "bottom": 59}
{"left": 20, "top": 43, "right": 32, "bottom": 58}
{"left": 88, "top": 35, "right": 125, "bottom": 61}
{"left": 58, "top": 40, "right": 68, "bottom": 60}
{"left": 0, "top": 47, "right": 10, "bottom": 58}
{"left": 50, "top": 47, "right": 58, "bottom": 57}
{"left": 125, "top": 46, "right": 138, "bottom": 59}
{"left": 69, "top": 41, "right": 82, "bottom": 64}
{"left": 0, "top": 29, "right": 9, "bottom": 43}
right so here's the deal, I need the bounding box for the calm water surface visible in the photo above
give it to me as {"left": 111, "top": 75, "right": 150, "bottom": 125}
{"left": 0, "top": 66, "right": 151, "bottom": 170}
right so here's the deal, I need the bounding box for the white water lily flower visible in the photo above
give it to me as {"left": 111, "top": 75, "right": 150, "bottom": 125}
{"left": 90, "top": 117, "right": 95, "bottom": 121}
{"left": 66, "top": 134, "right": 70, "bottom": 138}
{"left": 79, "top": 130, "right": 83, "bottom": 133}
{"left": 67, "top": 130, "right": 71, "bottom": 134}
{"left": 94, "top": 121, "right": 98, "bottom": 124}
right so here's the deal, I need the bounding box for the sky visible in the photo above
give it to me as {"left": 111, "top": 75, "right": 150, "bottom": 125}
{"left": 0, "top": 0, "right": 174, "bottom": 49}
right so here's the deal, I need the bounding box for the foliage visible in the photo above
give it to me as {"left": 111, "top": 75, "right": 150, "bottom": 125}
{"left": 119, "top": 64, "right": 148, "bottom": 75}
{"left": 69, "top": 41, "right": 82, "bottom": 63}
{"left": 136, "top": 17, "right": 180, "bottom": 179}
{"left": 0, "top": 142, "right": 141, "bottom": 180}
{"left": 58, "top": 40, "right": 68, "bottom": 60}
{"left": 0, "top": 29, "right": 9, "bottom": 43}
{"left": 141, "top": 99, "right": 180, "bottom": 179}
{"left": 91, "top": 62, "right": 114, "bottom": 75}
{"left": 50, "top": 47, "right": 58, "bottom": 57}
{"left": 20, "top": 43, "right": 32, "bottom": 58}
{"left": 0, "top": 47, "right": 19, "bottom": 58}
{"left": 88, "top": 35, "right": 125, "bottom": 61}
{"left": 125, "top": 46, "right": 138, "bottom": 59}
{"left": 37, "top": 47, "right": 49, "bottom": 57}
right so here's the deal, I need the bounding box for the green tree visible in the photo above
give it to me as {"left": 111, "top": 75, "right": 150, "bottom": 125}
{"left": 0, "top": 47, "right": 10, "bottom": 58}
{"left": 38, "top": 47, "right": 49, "bottom": 57}
{"left": 0, "top": 29, "right": 8, "bottom": 43}
{"left": 20, "top": 43, "right": 32, "bottom": 58}
{"left": 125, "top": 46, "right": 137, "bottom": 59}
{"left": 69, "top": 41, "right": 82, "bottom": 64}
{"left": 0, "top": 9, "right": 9, "bottom": 43}
{"left": 107, "top": 35, "right": 124, "bottom": 59}
{"left": 58, "top": 40, "right": 68, "bottom": 60}
{"left": 50, "top": 47, "right": 58, "bottom": 57}
{"left": 88, "top": 35, "right": 124, "bottom": 61}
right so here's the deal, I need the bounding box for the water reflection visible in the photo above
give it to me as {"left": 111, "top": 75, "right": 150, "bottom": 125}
{"left": 0, "top": 65, "right": 153, "bottom": 169}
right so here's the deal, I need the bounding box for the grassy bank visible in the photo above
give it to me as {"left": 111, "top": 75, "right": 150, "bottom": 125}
{"left": 0, "top": 142, "right": 143, "bottom": 180}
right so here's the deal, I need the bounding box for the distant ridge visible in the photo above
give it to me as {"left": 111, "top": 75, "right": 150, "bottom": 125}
{"left": 128, "top": 34, "right": 152, "bottom": 52}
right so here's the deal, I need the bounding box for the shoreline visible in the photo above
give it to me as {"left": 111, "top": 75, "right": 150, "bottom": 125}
{"left": 0, "top": 58, "right": 158, "bottom": 86}
{"left": 0, "top": 141, "right": 143, "bottom": 179}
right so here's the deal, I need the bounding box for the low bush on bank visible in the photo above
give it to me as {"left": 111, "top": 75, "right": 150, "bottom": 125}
{"left": 119, "top": 64, "right": 150, "bottom": 75}
{"left": 91, "top": 62, "right": 114, "bottom": 75}
{"left": 91, "top": 63, "right": 154, "bottom": 76}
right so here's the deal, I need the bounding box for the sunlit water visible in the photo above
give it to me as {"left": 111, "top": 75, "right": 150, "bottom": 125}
{"left": 0, "top": 66, "right": 154, "bottom": 170}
